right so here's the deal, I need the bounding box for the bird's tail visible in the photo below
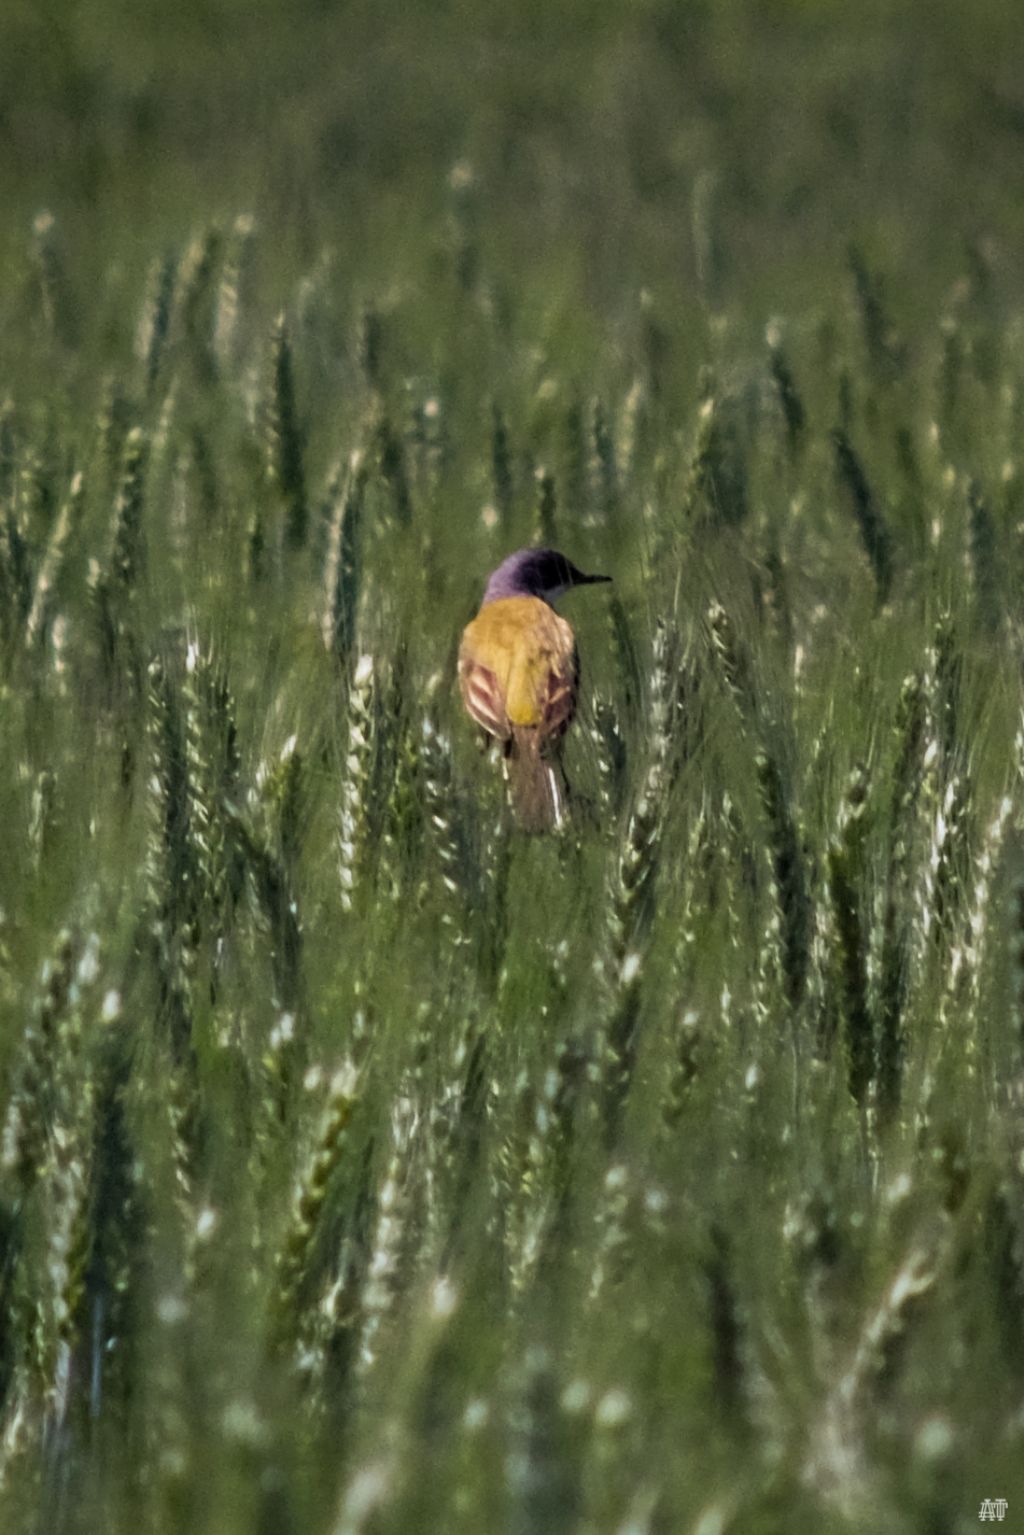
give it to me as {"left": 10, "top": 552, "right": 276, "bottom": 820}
{"left": 505, "top": 727, "right": 567, "bottom": 833}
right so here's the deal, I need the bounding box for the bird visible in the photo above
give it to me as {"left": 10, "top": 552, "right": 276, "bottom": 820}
{"left": 458, "top": 548, "right": 611, "bottom": 832}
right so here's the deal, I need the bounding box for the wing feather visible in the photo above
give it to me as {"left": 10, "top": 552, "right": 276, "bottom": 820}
{"left": 539, "top": 644, "right": 579, "bottom": 741}
{"left": 459, "top": 656, "right": 511, "bottom": 740}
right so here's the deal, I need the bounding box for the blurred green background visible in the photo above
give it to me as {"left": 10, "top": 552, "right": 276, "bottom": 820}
{"left": 5, "top": 0, "right": 1024, "bottom": 337}
{"left": 4, "top": 4, "right": 1024, "bottom": 1533}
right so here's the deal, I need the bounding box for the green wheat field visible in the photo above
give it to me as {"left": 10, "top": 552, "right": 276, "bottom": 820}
{"left": 4, "top": 2, "right": 1024, "bottom": 1531}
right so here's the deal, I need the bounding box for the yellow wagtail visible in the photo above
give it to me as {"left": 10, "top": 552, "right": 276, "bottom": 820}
{"left": 458, "top": 548, "right": 611, "bottom": 831}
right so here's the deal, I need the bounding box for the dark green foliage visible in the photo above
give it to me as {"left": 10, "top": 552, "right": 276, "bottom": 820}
{"left": 827, "top": 763, "right": 873, "bottom": 1107}
{"left": 265, "top": 315, "right": 308, "bottom": 551}
{"left": 322, "top": 457, "right": 367, "bottom": 668}
{"left": 703, "top": 1224, "right": 750, "bottom": 1433}
{"left": 848, "top": 245, "right": 905, "bottom": 382}
{"left": 684, "top": 386, "right": 749, "bottom": 530}
{"left": 878, "top": 674, "right": 926, "bottom": 1119}
{"left": 25, "top": 469, "right": 84, "bottom": 649}
{"left": 357, "top": 302, "right": 383, "bottom": 393}
{"left": 110, "top": 428, "right": 148, "bottom": 595}
{"left": 768, "top": 329, "right": 806, "bottom": 459}
{"left": 146, "top": 655, "right": 200, "bottom": 949}
{"left": 1, "top": 932, "right": 75, "bottom": 1199}
{"left": 832, "top": 428, "right": 893, "bottom": 602}
{"left": 372, "top": 411, "right": 412, "bottom": 528}
{"left": 967, "top": 477, "right": 999, "bottom": 632}
{"left": 178, "top": 227, "right": 223, "bottom": 386}
{"left": 0, "top": 506, "right": 31, "bottom": 654}
{"left": 137, "top": 252, "right": 177, "bottom": 397}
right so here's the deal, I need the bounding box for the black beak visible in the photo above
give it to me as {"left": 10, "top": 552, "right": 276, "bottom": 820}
{"left": 581, "top": 572, "right": 612, "bottom": 585}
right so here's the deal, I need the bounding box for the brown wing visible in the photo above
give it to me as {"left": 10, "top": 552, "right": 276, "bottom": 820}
{"left": 539, "top": 643, "right": 579, "bottom": 744}
{"left": 459, "top": 653, "right": 511, "bottom": 742}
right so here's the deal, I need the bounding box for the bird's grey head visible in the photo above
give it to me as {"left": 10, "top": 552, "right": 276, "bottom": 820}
{"left": 482, "top": 548, "right": 611, "bottom": 607}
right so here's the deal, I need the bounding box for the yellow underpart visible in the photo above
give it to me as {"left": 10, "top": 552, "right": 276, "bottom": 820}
{"left": 460, "top": 596, "right": 575, "bottom": 727}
